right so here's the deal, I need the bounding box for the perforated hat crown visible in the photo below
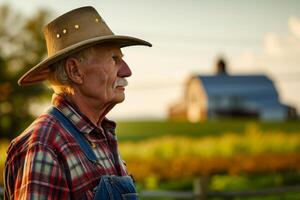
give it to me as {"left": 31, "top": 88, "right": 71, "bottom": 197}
{"left": 18, "top": 6, "right": 152, "bottom": 86}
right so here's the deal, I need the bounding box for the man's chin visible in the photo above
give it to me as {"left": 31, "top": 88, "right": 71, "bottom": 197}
{"left": 114, "top": 94, "right": 125, "bottom": 104}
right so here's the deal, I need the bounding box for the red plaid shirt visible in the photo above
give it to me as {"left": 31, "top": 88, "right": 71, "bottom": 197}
{"left": 4, "top": 94, "right": 128, "bottom": 200}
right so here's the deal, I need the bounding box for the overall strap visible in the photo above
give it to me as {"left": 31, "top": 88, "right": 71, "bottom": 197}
{"left": 48, "top": 107, "right": 98, "bottom": 163}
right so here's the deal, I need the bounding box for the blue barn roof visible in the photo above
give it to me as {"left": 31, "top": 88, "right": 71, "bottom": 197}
{"left": 196, "top": 74, "right": 285, "bottom": 110}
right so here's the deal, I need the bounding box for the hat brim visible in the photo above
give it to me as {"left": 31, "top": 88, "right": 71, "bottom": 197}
{"left": 18, "top": 35, "right": 152, "bottom": 86}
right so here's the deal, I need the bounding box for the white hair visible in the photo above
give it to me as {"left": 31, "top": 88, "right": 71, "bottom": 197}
{"left": 47, "top": 47, "right": 94, "bottom": 94}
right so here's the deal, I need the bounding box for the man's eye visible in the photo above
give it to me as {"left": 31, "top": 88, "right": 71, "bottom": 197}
{"left": 112, "top": 56, "right": 119, "bottom": 62}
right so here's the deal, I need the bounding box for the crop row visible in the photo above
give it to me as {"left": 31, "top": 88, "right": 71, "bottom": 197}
{"left": 126, "top": 153, "right": 300, "bottom": 182}
{"left": 119, "top": 128, "right": 300, "bottom": 160}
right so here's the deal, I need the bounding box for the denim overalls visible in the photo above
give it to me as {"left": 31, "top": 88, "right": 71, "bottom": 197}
{"left": 49, "top": 107, "right": 139, "bottom": 200}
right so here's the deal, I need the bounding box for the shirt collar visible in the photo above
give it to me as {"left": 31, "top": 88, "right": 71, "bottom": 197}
{"left": 51, "top": 94, "right": 116, "bottom": 136}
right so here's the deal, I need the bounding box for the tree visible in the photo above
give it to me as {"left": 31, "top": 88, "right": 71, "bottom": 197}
{"left": 0, "top": 5, "right": 52, "bottom": 139}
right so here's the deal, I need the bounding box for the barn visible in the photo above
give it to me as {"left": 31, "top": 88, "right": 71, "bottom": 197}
{"left": 168, "top": 59, "right": 297, "bottom": 122}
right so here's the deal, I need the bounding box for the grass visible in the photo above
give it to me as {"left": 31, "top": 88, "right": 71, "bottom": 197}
{"left": 115, "top": 119, "right": 300, "bottom": 141}
{"left": 119, "top": 130, "right": 300, "bottom": 160}
{"left": 139, "top": 172, "right": 300, "bottom": 191}
{"left": 1, "top": 119, "right": 300, "bottom": 196}
{"left": 139, "top": 172, "right": 300, "bottom": 200}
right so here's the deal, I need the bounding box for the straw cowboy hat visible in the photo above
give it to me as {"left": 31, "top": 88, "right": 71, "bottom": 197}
{"left": 18, "top": 6, "right": 152, "bottom": 86}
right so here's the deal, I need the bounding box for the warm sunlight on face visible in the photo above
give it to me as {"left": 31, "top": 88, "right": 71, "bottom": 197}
{"left": 79, "top": 44, "right": 132, "bottom": 106}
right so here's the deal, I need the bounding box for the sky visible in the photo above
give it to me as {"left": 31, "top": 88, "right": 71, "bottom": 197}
{"left": 1, "top": 0, "right": 300, "bottom": 119}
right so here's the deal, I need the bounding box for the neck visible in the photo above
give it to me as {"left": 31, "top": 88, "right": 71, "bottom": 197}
{"left": 65, "top": 92, "right": 115, "bottom": 127}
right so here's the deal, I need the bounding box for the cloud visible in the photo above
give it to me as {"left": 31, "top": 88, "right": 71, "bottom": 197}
{"left": 237, "top": 16, "right": 300, "bottom": 64}
{"left": 288, "top": 16, "right": 300, "bottom": 39}
{"left": 263, "top": 33, "right": 282, "bottom": 56}
{"left": 236, "top": 16, "right": 300, "bottom": 112}
{"left": 264, "top": 33, "right": 300, "bottom": 57}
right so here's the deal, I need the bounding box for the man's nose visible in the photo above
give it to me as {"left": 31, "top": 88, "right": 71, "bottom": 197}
{"left": 118, "top": 59, "right": 132, "bottom": 77}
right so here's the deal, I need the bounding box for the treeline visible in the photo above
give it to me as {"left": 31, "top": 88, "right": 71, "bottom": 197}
{"left": 0, "top": 5, "right": 52, "bottom": 139}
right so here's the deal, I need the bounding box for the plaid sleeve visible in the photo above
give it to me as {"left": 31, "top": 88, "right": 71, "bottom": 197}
{"left": 9, "top": 145, "right": 70, "bottom": 200}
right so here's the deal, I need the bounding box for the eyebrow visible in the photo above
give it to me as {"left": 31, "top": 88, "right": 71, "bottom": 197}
{"left": 112, "top": 51, "right": 124, "bottom": 58}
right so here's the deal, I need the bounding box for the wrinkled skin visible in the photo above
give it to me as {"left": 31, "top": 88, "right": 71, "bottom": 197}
{"left": 65, "top": 43, "right": 132, "bottom": 126}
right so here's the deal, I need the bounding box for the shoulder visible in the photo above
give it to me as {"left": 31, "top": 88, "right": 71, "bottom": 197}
{"left": 6, "top": 112, "right": 70, "bottom": 163}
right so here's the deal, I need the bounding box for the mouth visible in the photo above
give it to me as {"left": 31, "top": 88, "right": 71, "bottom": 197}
{"left": 114, "top": 77, "right": 128, "bottom": 91}
{"left": 115, "top": 86, "right": 125, "bottom": 91}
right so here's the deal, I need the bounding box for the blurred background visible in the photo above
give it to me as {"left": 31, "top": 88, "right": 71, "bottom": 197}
{"left": 0, "top": 0, "right": 300, "bottom": 199}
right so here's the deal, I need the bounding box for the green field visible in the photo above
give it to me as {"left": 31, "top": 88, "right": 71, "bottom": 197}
{"left": 115, "top": 119, "right": 300, "bottom": 141}
{"left": 116, "top": 120, "right": 300, "bottom": 199}
{"left": 1, "top": 119, "right": 300, "bottom": 199}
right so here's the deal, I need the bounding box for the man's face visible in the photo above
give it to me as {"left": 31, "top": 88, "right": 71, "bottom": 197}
{"left": 78, "top": 44, "right": 131, "bottom": 106}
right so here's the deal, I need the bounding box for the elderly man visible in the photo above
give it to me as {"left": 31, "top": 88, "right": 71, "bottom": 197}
{"left": 4, "top": 6, "right": 151, "bottom": 200}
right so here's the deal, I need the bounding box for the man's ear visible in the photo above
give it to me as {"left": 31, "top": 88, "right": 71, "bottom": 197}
{"left": 65, "top": 58, "right": 84, "bottom": 84}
